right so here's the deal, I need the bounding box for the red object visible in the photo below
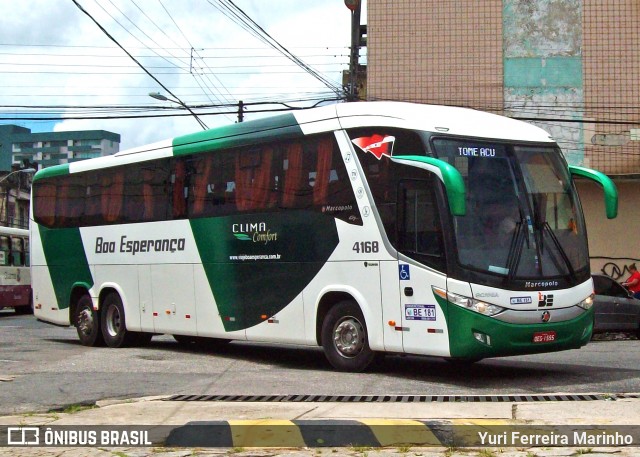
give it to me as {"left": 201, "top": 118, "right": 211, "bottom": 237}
{"left": 352, "top": 135, "right": 395, "bottom": 159}
{"left": 344, "top": 0, "right": 359, "bottom": 11}
{"left": 532, "top": 331, "right": 556, "bottom": 343}
{"left": 625, "top": 270, "right": 640, "bottom": 293}
{"left": 0, "top": 285, "right": 31, "bottom": 310}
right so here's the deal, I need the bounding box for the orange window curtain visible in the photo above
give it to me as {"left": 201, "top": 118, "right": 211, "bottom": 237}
{"left": 102, "top": 172, "right": 124, "bottom": 223}
{"left": 56, "top": 181, "right": 70, "bottom": 225}
{"left": 313, "top": 138, "right": 333, "bottom": 206}
{"left": 235, "top": 154, "right": 254, "bottom": 211}
{"left": 193, "top": 157, "right": 212, "bottom": 216}
{"left": 252, "top": 147, "right": 273, "bottom": 209}
{"left": 85, "top": 176, "right": 100, "bottom": 222}
{"left": 172, "top": 161, "right": 187, "bottom": 218}
{"left": 36, "top": 182, "right": 57, "bottom": 226}
{"left": 283, "top": 143, "right": 304, "bottom": 208}
{"left": 142, "top": 169, "right": 156, "bottom": 221}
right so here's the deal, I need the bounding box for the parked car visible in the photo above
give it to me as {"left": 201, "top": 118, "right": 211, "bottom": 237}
{"left": 591, "top": 274, "right": 640, "bottom": 338}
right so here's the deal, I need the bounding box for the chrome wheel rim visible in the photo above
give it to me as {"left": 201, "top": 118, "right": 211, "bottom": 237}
{"left": 105, "top": 305, "right": 121, "bottom": 338}
{"left": 333, "top": 316, "right": 364, "bottom": 358}
{"left": 77, "top": 307, "right": 94, "bottom": 336}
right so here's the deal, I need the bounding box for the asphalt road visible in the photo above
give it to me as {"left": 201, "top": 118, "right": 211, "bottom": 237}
{"left": 1, "top": 310, "right": 639, "bottom": 415}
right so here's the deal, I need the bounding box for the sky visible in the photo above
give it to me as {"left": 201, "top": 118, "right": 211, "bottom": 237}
{"left": 0, "top": 0, "right": 362, "bottom": 150}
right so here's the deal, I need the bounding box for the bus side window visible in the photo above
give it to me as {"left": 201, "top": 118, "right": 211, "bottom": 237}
{"left": 57, "top": 174, "right": 86, "bottom": 228}
{"left": 101, "top": 169, "right": 124, "bottom": 224}
{"left": 313, "top": 137, "right": 332, "bottom": 206}
{"left": 142, "top": 161, "right": 170, "bottom": 222}
{"left": 24, "top": 237, "right": 29, "bottom": 267}
{"left": 123, "top": 166, "right": 145, "bottom": 223}
{"left": 282, "top": 142, "right": 306, "bottom": 208}
{"left": 0, "top": 236, "right": 9, "bottom": 266}
{"left": 33, "top": 181, "right": 57, "bottom": 227}
{"left": 235, "top": 147, "right": 274, "bottom": 212}
{"left": 10, "top": 237, "right": 24, "bottom": 267}
{"left": 170, "top": 160, "right": 188, "bottom": 219}
{"left": 85, "top": 172, "right": 102, "bottom": 226}
{"left": 191, "top": 154, "right": 214, "bottom": 217}
{"left": 397, "top": 179, "right": 445, "bottom": 270}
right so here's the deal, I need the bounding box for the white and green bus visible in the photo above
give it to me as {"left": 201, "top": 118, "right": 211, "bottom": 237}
{"left": 31, "top": 102, "right": 617, "bottom": 371}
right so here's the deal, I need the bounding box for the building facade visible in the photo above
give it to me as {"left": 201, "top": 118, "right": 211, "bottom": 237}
{"left": 0, "top": 125, "right": 120, "bottom": 228}
{"left": 0, "top": 126, "right": 120, "bottom": 170}
{"left": 367, "top": 0, "right": 640, "bottom": 276}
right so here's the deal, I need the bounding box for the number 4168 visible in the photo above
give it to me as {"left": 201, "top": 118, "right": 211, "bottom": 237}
{"left": 352, "top": 241, "right": 379, "bottom": 254}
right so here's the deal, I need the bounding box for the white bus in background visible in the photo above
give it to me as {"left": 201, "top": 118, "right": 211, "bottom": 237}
{"left": 30, "top": 102, "right": 617, "bottom": 371}
{"left": 0, "top": 226, "right": 32, "bottom": 314}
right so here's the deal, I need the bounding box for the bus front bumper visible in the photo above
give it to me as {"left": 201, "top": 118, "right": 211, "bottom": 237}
{"left": 446, "top": 304, "right": 593, "bottom": 359}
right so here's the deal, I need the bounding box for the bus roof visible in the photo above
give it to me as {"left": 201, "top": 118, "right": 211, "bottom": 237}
{"left": 332, "top": 102, "right": 555, "bottom": 143}
{"left": 33, "top": 102, "right": 555, "bottom": 181}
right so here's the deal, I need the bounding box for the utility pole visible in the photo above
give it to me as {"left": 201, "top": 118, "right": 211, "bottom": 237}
{"left": 345, "top": 0, "right": 362, "bottom": 100}
{"left": 237, "top": 100, "right": 244, "bottom": 123}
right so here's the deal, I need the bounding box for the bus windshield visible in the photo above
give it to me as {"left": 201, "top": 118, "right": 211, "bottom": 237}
{"left": 433, "top": 139, "right": 589, "bottom": 279}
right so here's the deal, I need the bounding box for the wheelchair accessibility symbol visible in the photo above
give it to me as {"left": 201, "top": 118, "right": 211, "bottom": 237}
{"left": 399, "top": 264, "right": 410, "bottom": 280}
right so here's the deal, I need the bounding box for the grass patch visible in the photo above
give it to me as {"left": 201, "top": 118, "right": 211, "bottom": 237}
{"left": 47, "top": 402, "right": 98, "bottom": 415}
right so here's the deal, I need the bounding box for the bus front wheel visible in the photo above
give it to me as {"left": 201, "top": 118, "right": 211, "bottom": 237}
{"left": 321, "top": 300, "right": 376, "bottom": 372}
{"left": 75, "top": 294, "right": 104, "bottom": 347}
{"left": 101, "top": 292, "right": 138, "bottom": 348}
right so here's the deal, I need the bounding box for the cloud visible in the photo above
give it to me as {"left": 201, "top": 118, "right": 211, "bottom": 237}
{"left": 0, "top": 1, "right": 354, "bottom": 151}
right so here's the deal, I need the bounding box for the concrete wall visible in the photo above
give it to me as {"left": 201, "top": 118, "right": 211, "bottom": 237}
{"left": 503, "top": 0, "right": 585, "bottom": 166}
{"left": 367, "top": 0, "right": 504, "bottom": 110}
{"left": 576, "top": 179, "right": 639, "bottom": 280}
{"left": 367, "top": 0, "right": 640, "bottom": 275}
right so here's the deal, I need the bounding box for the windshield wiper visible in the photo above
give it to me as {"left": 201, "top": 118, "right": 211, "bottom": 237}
{"left": 506, "top": 220, "right": 525, "bottom": 281}
{"left": 542, "top": 221, "right": 576, "bottom": 280}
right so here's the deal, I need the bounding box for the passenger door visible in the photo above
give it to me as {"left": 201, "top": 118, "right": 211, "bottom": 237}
{"left": 395, "top": 180, "right": 449, "bottom": 356}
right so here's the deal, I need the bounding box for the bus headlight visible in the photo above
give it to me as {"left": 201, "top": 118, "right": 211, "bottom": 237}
{"left": 433, "top": 287, "right": 505, "bottom": 316}
{"left": 577, "top": 294, "right": 594, "bottom": 310}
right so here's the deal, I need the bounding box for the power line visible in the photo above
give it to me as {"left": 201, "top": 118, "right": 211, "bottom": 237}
{"left": 207, "top": 0, "right": 343, "bottom": 97}
{"left": 71, "top": 0, "right": 207, "bottom": 129}
{"left": 90, "top": 0, "right": 189, "bottom": 70}
{"left": 158, "top": 0, "right": 236, "bottom": 115}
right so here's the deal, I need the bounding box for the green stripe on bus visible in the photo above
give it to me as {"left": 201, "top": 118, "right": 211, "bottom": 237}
{"left": 32, "top": 163, "right": 70, "bottom": 182}
{"left": 38, "top": 226, "right": 93, "bottom": 310}
{"left": 434, "top": 295, "right": 592, "bottom": 358}
{"left": 172, "top": 114, "right": 304, "bottom": 156}
{"left": 190, "top": 211, "right": 339, "bottom": 332}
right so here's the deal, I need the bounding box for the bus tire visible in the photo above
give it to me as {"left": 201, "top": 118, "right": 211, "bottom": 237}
{"left": 75, "top": 294, "right": 105, "bottom": 347}
{"left": 101, "top": 292, "right": 137, "bottom": 348}
{"left": 321, "top": 300, "right": 376, "bottom": 372}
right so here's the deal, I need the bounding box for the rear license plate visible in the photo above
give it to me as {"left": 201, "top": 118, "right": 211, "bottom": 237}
{"left": 533, "top": 331, "right": 556, "bottom": 343}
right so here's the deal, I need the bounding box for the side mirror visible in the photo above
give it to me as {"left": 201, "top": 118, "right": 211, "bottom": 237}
{"left": 569, "top": 166, "right": 618, "bottom": 219}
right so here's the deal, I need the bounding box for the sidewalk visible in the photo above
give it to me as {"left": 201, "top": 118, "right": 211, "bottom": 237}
{"left": 1, "top": 394, "right": 640, "bottom": 456}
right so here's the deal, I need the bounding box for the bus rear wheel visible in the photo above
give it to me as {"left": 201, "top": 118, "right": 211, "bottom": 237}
{"left": 321, "top": 300, "right": 376, "bottom": 372}
{"left": 101, "top": 292, "right": 138, "bottom": 348}
{"left": 75, "top": 294, "right": 104, "bottom": 347}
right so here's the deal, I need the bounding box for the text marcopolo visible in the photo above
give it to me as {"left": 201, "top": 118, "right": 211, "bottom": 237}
{"left": 95, "top": 236, "right": 186, "bottom": 256}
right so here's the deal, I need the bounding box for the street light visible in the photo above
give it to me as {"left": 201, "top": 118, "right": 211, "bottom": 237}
{"left": 0, "top": 168, "right": 36, "bottom": 184}
{"left": 148, "top": 92, "right": 208, "bottom": 130}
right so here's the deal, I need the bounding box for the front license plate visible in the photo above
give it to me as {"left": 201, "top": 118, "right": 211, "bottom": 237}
{"left": 532, "top": 331, "right": 556, "bottom": 343}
